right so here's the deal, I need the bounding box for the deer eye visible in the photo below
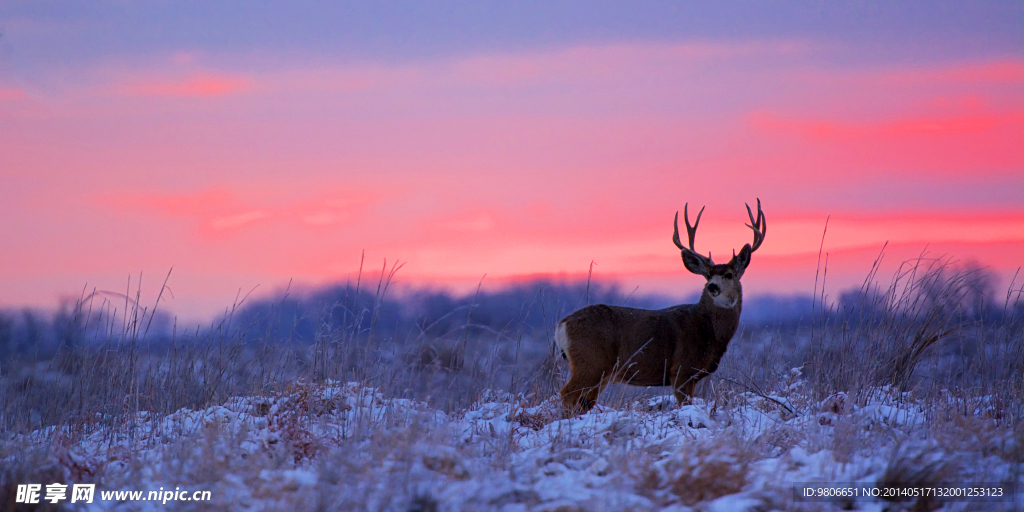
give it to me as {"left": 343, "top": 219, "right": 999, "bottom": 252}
{"left": 724, "top": 272, "right": 734, "bottom": 280}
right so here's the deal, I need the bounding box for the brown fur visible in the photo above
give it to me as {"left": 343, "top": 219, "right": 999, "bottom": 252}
{"left": 558, "top": 267, "right": 743, "bottom": 414}
{"left": 556, "top": 202, "right": 765, "bottom": 415}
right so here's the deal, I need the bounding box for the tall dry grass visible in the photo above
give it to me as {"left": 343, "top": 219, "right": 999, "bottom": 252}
{"left": 0, "top": 250, "right": 1021, "bottom": 509}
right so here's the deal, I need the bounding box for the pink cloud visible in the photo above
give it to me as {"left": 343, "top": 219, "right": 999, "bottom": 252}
{"left": 300, "top": 211, "right": 349, "bottom": 226}
{"left": 746, "top": 105, "right": 1024, "bottom": 177}
{"left": 107, "top": 189, "right": 236, "bottom": 217}
{"left": 442, "top": 213, "right": 496, "bottom": 232}
{"left": 171, "top": 52, "right": 198, "bottom": 65}
{"left": 101, "top": 187, "right": 378, "bottom": 237}
{"left": 119, "top": 73, "right": 252, "bottom": 97}
{"left": 872, "top": 60, "right": 1024, "bottom": 85}
{"left": 445, "top": 41, "right": 794, "bottom": 86}
{"left": 267, "top": 40, "right": 811, "bottom": 94}
{"left": 0, "top": 87, "right": 28, "bottom": 100}
{"left": 208, "top": 210, "right": 272, "bottom": 231}
{"left": 453, "top": 41, "right": 810, "bottom": 85}
{"left": 103, "top": 188, "right": 272, "bottom": 236}
{"left": 328, "top": 208, "right": 1024, "bottom": 285}
{"left": 749, "top": 109, "right": 1023, "bottom": 140}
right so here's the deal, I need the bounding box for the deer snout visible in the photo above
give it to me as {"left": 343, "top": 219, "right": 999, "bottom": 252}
{"left": 707, "top": 283, "right": 721, "bottom": 296}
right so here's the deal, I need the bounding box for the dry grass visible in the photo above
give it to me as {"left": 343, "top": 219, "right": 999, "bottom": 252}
{"left": 0, "top": 254, "right": 1022, "bottom": 510}
{"left": 634, "top": 432, "right": 757, "bottom": 506}
{"left": 809, "top": 253, "right": 984, "bottom": 393}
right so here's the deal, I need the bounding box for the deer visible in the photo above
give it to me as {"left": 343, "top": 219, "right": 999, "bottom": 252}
{"left": 554, "top": 200, "right": 766, "bottom": 415}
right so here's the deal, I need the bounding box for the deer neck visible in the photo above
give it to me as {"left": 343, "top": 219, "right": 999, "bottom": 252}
{"left": 698, "top": 289, "right": 742, "bottom": 342}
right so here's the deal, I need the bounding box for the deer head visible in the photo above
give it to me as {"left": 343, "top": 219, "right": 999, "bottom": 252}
{"left": 672, "top": 199, "right": 766, "bottom": 308}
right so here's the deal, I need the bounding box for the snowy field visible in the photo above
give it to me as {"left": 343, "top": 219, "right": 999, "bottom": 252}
{"left": 2, "top": 261, "right": 1022, "bottom": 511}
{"left": 5, "top": 372, "right": 1021, "bottom": 511}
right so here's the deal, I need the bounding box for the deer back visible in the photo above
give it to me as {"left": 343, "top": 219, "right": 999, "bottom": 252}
{"left": 559, "top": 297, "right": 741, "bottom": 386}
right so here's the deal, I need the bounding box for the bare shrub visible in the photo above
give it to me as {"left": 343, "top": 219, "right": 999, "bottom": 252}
{"left": 809, "top": 252, "right": 986, "bottom": 394}
{"left": 635, "top": 434, "right": 755, "bottom": 506}
{"left": 877, "top": 444, "right": 962, "bottom": 512}
{"left": 0, "top": 449, "right": 68, "bottom": 512}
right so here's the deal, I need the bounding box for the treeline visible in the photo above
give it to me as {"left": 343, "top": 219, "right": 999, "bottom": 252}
{"left": 1, "top": 263, "right": 1017, "bottom": 364}
{"left": 0, "top": 280, "right": 666, "bottom": 361}
{"left": 230, "top": 279, "right": 675, "bottom": 345}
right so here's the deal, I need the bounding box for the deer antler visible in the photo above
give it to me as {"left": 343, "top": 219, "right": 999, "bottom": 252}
{"left": 674, "top": 204, "right": 714, "bottom": 264}
{"left": 672, "top": 204, "right": 703, "bottom": 251}
{"left": 744, "top": 198, "right": 766, "bottom": 252}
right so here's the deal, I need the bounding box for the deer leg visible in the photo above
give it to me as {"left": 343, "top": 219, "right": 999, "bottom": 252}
{"left": 559, "top": 333, "right": 618, "bottom": 416}
{"left": 561, "top": 348, "right": 606, "bottom": 415}
{"left": 673, "top": 375, "right": 699, "bottom": 406}
{"left": 561, "top": 373, "right": 606, "bottom": 416}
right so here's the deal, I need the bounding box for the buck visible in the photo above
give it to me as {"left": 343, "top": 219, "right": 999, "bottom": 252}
{"left": 555, "top": 200, "right": 766, "bottom": 415}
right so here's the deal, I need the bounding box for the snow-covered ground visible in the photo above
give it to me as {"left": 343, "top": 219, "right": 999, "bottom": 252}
{"left": 12, "top": 370, "right": 1021, "bottom": 511}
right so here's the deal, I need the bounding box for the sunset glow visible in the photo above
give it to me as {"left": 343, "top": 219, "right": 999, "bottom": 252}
{"left": 1, "top": 2, "right": 1021, "bottom": 319}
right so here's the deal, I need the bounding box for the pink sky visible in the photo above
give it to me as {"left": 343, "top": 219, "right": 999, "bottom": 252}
{"left": 1, "top": 40, "right": 1022, "bottom": 319}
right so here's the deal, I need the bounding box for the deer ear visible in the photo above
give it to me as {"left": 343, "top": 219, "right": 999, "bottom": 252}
{"left": 681, "top": 251, "right": 711, "bottom": 277}
{"left": 731, "top": 244, "right": 753, "bottom": 278}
